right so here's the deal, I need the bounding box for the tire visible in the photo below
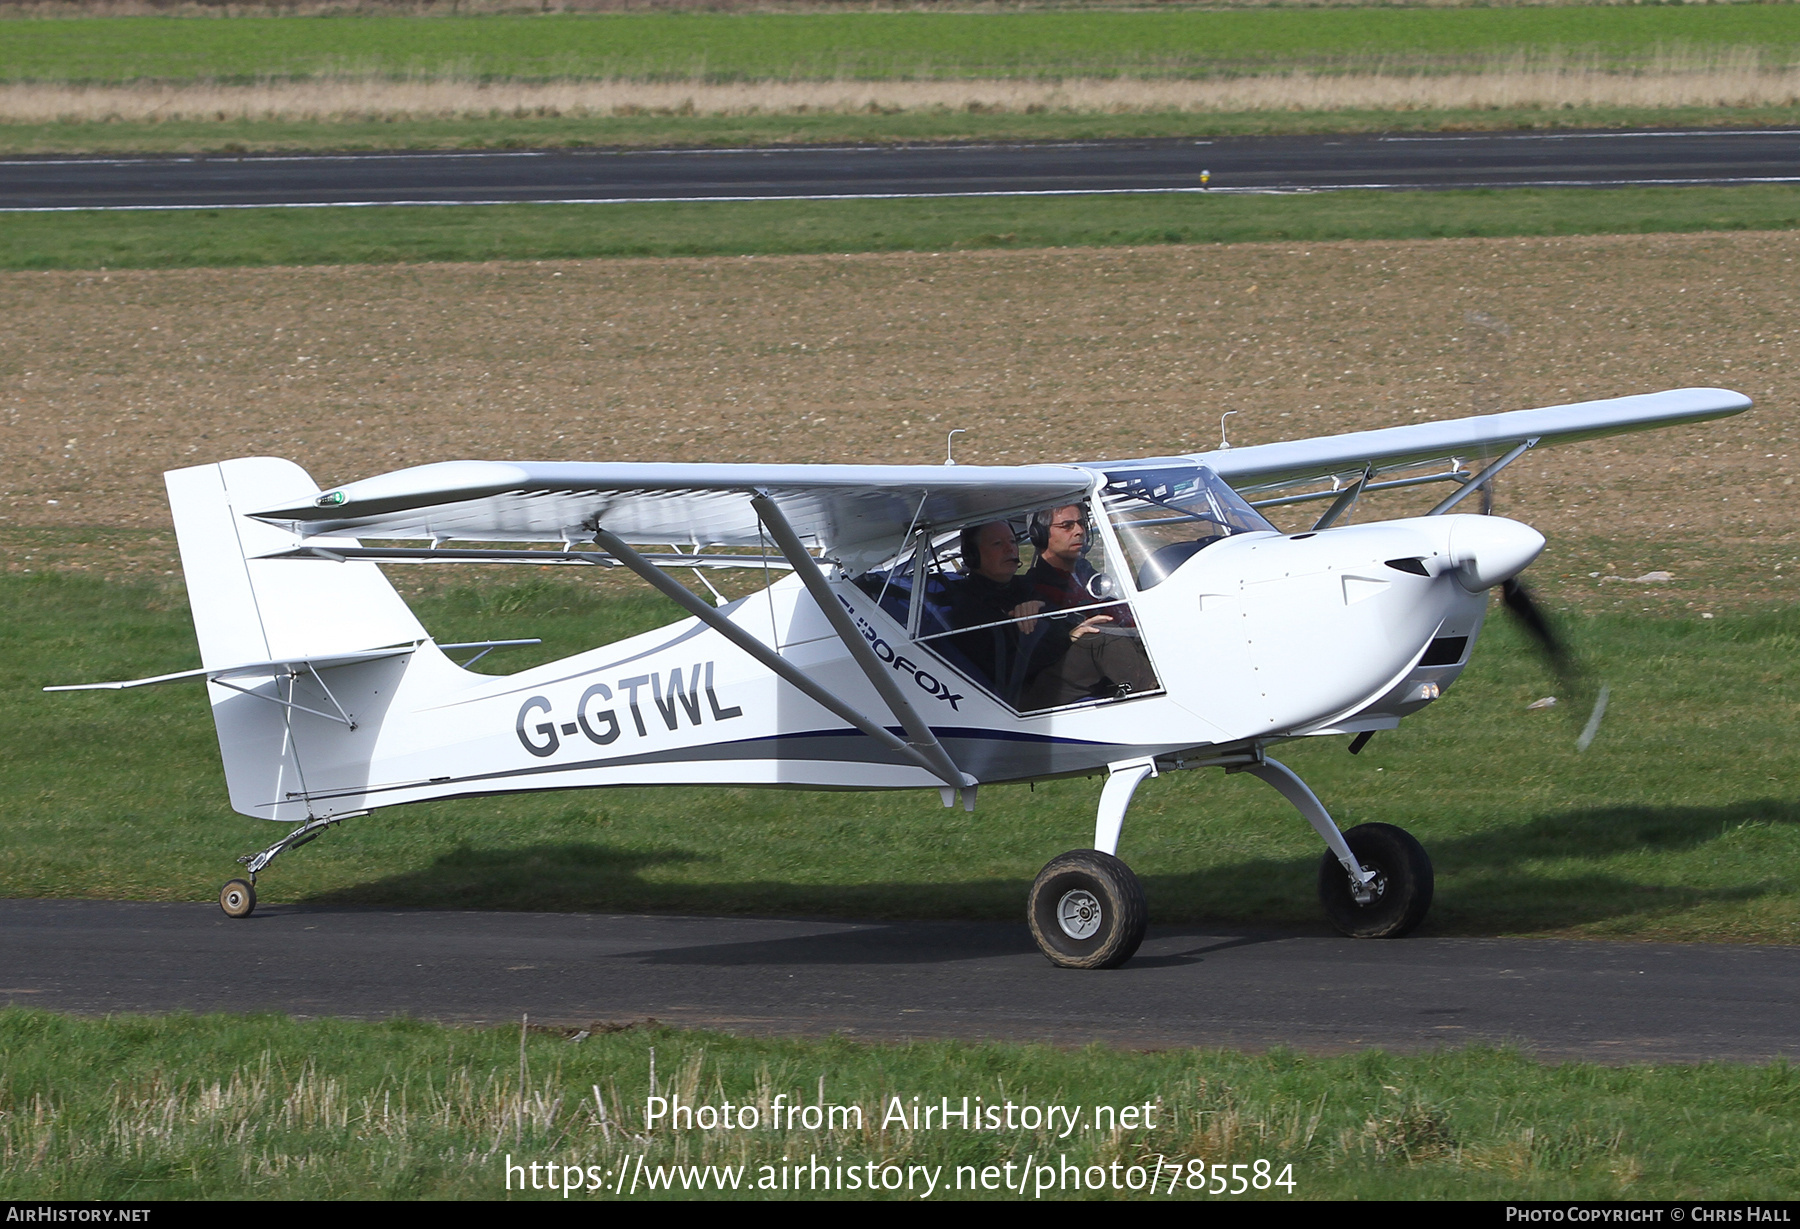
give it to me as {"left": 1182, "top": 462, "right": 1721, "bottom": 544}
{"left": 1028, "top": 850, "right": 1148, "bottom": 969}
{"left": 219, "top": 878, "right": 256, "bottom": 919}
{"left": 1318, "top": 822, "right": 1433, "bottom": 938}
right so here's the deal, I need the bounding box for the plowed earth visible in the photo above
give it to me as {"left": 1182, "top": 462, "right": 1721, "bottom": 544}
{"left": 3, "top": 231, "right": 1794, "bottom": 613}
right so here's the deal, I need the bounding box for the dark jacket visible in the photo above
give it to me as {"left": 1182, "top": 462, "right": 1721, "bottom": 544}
{"left": 943, "top": 572, "right": 1044, "bottom": 698}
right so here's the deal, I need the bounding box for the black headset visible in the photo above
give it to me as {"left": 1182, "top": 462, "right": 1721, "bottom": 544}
{"left": 959, "top": 524, "right": 985, "bottom": 571}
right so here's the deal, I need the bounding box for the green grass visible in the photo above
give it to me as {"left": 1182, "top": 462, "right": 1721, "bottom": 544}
{"left": 3, "top": 1009, "right": 1798, "bottom": 1199}
{"left": 6, "top": 9, "right": 1800, "bottom": 83}
{"left": 7, "top": 565, "right": 1800, "bottom": 943}
{"left": 7, "top": 183, "right": 1800, "bottom": 271}
{"left": 12, "top": 103, "right": 1800, "bottom": 158}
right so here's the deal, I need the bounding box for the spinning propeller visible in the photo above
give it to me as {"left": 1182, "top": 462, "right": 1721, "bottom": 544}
{"left": 1459, "top": 310, "right": 1606, "bottom": 749}
{"left": 1474, "top": 472, "right": 1609, "bottom": 752}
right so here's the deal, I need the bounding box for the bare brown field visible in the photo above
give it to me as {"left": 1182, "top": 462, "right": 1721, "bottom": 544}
{"left": 2, "top": 231, "right": 1794, "bottom": 612}
{"left": 10, "top": 58, "right": 1799, "bottom": 123}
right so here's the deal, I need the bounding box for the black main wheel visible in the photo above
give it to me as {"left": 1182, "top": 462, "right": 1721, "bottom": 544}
{"left": 219, "top": 878, "right": 256, "bottom": 919}
{"left": 1028, "top": 850, "right": 1148, "bottom": 969}
{"left": 1318, "top": 822, "right": 1433, "bottom": 938}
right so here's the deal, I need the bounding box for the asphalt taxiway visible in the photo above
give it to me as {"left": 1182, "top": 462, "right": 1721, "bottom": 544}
{"left": 4, "top": 899, "right": 1796, "bottom": 1061}
{"left": 5, "top": 128, "right": 1797, "bottom": 211}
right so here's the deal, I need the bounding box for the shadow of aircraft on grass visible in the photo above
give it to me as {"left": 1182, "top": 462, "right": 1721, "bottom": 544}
{"left": 302, "top": 798, "right": 1800, "bottom": 941}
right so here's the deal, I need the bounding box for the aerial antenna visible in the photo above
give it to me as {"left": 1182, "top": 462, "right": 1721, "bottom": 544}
{"left": 1217, "top": 410, "right": 1238, "bottom": 450}
{"left": 944, "top": 428, "right": 965, "bottom": 466}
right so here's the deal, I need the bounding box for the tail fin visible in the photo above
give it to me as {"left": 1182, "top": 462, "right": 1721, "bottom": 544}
{"left": 166, "top": 458, "right": 425, "bottom": 667}
{"left": 167, "top": 458, "right": 432, "bottom": 821}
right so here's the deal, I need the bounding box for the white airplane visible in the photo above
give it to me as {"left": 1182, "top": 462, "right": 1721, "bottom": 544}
{"left": 49, "top": 387, "right": 1750, "bottom": 969}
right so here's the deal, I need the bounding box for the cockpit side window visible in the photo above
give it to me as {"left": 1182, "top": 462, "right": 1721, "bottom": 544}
{"left": 852, "top": 507, "right": 1161, "bottom": 713}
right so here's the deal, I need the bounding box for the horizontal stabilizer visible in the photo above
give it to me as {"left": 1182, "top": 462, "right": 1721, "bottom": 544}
{"left": 44, "top": 645, "right": 419, "bottom": 692}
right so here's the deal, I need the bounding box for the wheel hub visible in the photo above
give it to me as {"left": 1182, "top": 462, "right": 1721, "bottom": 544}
{"left": 1351, "top": 864, "right": 1387, "bottom": 906}
{"left": 1056, "top": 888, "right": 1104, "bottom": 940}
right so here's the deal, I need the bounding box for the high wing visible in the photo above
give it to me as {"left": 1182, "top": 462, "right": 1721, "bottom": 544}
{"left": 250, "top": 387, "right": 1749, "bottom": 562}
{"left": 252, "top": 460, "right": 1093, "bottom": 573}
{"left": 1161, "top": 387, "right": 1751, "bottom": 505}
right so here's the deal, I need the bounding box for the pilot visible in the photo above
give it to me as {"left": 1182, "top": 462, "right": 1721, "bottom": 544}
{"left": 1023, "top": 504, "right": 1132, "bottom": 628}
{"left": 1016, "top": 503, "right": 1158, "bottom": 708}
{"left": 948, "top": 516, "right": 1156, "bottom": 710}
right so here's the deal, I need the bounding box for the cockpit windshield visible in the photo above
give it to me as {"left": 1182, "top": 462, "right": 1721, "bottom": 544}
{"left": 1101, "top": 464, "right": 1277, "bottom": 591}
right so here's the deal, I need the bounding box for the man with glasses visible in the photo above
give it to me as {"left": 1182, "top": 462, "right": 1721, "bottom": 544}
{"left": 1016, "top": 504, "right": 1157, "bottom": 708}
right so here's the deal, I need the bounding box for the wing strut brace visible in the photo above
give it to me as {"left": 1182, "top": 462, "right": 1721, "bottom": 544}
{"left": 749, "top": 492, "right": 974, "bottom": 796}
{"left": 590, "top": 525, "right": 973, "bottom": 796}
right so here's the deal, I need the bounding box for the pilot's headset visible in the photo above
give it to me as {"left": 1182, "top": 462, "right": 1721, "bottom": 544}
{"left": 958, "top": 524, "right": 984, "bottom": 573}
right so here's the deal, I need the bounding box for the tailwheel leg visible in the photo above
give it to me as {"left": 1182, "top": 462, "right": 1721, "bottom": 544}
{"left": 220, "top": 813, "right": 355, "bottom": 918}
{"left": 1243, "top": 756, "right": 1433, "bottom": 939}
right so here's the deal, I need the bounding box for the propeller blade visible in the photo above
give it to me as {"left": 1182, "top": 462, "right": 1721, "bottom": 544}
{"left": 1501, "top": 578, "right": 1607, "bottom": 750}
{"left": 1500, "top": 578, "right": 1570, "bottom": 675}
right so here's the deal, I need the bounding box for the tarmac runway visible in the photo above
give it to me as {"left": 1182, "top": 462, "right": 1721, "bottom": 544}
{"left": 4, "top": 898, "right": 1797, "bottom": 1062}
{"left": 5, "top": 128, "right": 1798, "bottom": 211}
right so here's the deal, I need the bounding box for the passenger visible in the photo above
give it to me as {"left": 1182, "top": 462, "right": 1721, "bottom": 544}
{"left": 946, "top": 515, "right": 1158, "bottom": 710}
{"left": 946, "top": 521, "right": 1044, "bottom": 701}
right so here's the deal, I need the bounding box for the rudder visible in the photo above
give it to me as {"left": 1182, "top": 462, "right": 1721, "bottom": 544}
{"left": 166, "top": 458, "right": 430, "bottom": 821}
{"left": 166, "top": 458, "right": 425, "bottom": 667}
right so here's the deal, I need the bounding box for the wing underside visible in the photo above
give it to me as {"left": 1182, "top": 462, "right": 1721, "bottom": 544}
{"left": 251, "top": 460, "right": 1094, "bottom": 573}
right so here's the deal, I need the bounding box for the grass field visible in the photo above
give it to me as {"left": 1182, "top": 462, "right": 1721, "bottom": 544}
{"left": 7, "top": 9, "right": 1800, "bottom": 83}
{"left": 8, "top": 184, "right": 1800, "bottom": 272}
{"left": 4, "top": 50, "right": 1799, "bottom": 1193}
{"left": 3, "top": 7, "right": 1799, "bottom": 152}
{"left": 11, "top": 99, "right": 1800, "bottom": 156}
{"left": 6, "top": 1009, "right": 1799, "bottom": 1199}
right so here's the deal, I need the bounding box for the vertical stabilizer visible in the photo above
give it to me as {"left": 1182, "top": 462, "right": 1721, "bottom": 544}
{"left": 166, "top": 458, "right": 425, "bottom": 667}
{"left": 166, "top": 458, "right": 431, "bottom": 821}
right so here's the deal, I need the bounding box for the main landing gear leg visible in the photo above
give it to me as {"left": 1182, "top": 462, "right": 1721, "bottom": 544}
{"left": 218, "top": 813, "right": 350, "bottom": 919}
{"left": 1027, "top": 757, "right": 1154, "bottom": 970}
{"left": 1243, "top": 757, "right": 1433, "bottom": 939}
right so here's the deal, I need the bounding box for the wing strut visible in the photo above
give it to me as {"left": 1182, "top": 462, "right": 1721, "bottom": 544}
{"left": 749, "top": 492, "right": 974, "bottom": 795}
{"left": 590, "top": 527, "right": 971, "bottom": 794}
{"left": 1312, "top": 463, "right": 1373, "bottom": 531}
{"left": 1427, "top": 438, "right": 1536, "bottom": 516}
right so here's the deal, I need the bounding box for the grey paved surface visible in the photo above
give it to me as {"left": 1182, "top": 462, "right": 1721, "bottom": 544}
{"left": 3, "top": 899, "right": 1797, "bottom": 1061}
{"left": 4, "top": 128, "right": 1798, "bottom": 210}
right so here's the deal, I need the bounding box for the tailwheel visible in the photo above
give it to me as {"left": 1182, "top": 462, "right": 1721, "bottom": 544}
{"left": 219, "top": 878, "right": 256, "bottom": 919}
{"left": 1318, "top": 822, "right": 1433, "bottom": 938}
{"left": 1028, "top": 849, "right": 1147, "bottom": 969}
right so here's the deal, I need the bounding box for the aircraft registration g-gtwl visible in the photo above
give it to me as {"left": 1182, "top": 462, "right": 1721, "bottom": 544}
{"left": 49, "top": 387, "right": 1750, "bottom": 968}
